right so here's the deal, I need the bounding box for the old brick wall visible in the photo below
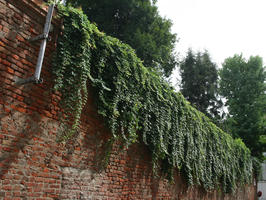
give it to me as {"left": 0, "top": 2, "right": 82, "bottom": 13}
{"left": 0, "top": 0, "right": 257, "bottom": 199}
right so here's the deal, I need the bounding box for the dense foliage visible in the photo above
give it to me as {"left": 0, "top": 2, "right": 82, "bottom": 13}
{"left": 180, "top": 49, "right": 223, "bottom": 120}
{"left": 53, "top": 6, "right": 254, "bottom": 192}
{"left": 65, "top": 0, "right": 177, "bottom": 77}
{"left": 220, "top": 55, "right": 266, "bottom": 159}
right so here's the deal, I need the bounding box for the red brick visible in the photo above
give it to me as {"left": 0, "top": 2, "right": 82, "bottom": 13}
{"left": 2, "top": 59, "right": 11, "bottom": 67}
{"left": 21, "top": 58, "right": 28, "bottom": 65}
{"left": 43, "top": 168, "right": 49, "bottom": 173}
{"left": 12, "top": 192, "right": 21, "bottom": 197}
{"left": 49, "top": 184, "right": 60, "bottom": 189}
{"left": 44, "top": 188, "right": 55, "bottom": 193}
{"left": 12, "top": 54, "right": 19, "bottom": 60}
{"left": 2, "top": 147, "right": 13, "bottom": 152}
{"left": 16, "top": 95, "right": 24, "bottom": 101}
{"left": 6, "top": 67, "right": 14, "bottom": 74}
{"left": 2, "top": 185, "right": 12, "bottom": 190}
{"left": 29, "top": 27, "right": 35, "bottom": 34}
{"left": 16, "top": 35, "right": 25, "bottom": 42}
{"left": 0, "top": 40, "right": 5, "bottom": 46}
{"left": 16, "top": 106, "right": 26, "bottom": 113}
{"left": 3, "top": 106, "right": 10, "bottom": 113}
{"left": 43, "top": 110, "right": 52, "bottom": 118}
{"left": 0, "top": 53, "right": 7, "bottom": 59}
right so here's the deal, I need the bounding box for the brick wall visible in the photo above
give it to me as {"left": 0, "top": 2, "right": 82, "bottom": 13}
{"left": 0, "top": 0, "right": 257, "bottom": 199}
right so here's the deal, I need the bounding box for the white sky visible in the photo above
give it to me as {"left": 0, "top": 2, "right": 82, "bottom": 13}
{"left": 157, "top": 0, "right": 266, "bottom": 68}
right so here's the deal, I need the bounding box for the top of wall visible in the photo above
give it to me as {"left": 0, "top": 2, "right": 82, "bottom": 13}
{"left": 7, "top": 0, "right": 60, "bottom": 25}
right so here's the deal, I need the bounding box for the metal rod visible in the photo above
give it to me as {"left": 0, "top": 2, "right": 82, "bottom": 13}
{"left": 28, "top": 33, "right": 46, "bottom": 42}
{"left": 34, "top": 3, "right": 55, "bottom": 81}
{"left": 15, "top": 76, "right": 36, "bottom": 85}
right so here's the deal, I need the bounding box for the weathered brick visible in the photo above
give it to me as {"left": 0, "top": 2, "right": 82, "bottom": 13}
{"left": 0, "top": 40, "right": 5, "bottom": 46}
{"left": 2, "top": 185, "right": 12, "bottom": 191}
{"left": 12, "top": 54, "right": 19, "bottom": 60}
{"left": 0, "top": 0, "right": 257, "bottom": 200}
{"left": 6, "top": 66, "right": 14, "bottom": 74}
{"left": 2, "top": 59, "right": 11, "bottom": 67}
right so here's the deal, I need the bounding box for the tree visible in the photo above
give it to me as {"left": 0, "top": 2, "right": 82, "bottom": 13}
{"left": 180, "top": 49, "right": 222, "bottom": 119}
{"left": 66, "top": 0, "right": 177, "bottom": 77}
{"left": 219, "top": 55, "right": 266, "bottom": 158}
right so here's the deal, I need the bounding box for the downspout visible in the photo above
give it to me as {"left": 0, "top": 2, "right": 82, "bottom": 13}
{"left": 16, "top": 3, "right": 55, "bottom": 85}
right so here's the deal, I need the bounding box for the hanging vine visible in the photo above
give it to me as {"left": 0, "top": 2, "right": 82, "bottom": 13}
{"left": 53, "top": 5, "right": 255, "bottom": 192}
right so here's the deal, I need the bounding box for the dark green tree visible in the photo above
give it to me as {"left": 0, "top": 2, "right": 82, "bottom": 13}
{"left": 220, "top": 55, "right": 266, "bottom": 158}
{"left": 180, "top": 49, "right": 222, "bottom": 119}
{"left": 66, "top": 0, "right": 177, "bottom": 77}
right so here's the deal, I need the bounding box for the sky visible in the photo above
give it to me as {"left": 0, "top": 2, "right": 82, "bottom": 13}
{"left": 157, "top": 0, "right": 266, "bottom": 68}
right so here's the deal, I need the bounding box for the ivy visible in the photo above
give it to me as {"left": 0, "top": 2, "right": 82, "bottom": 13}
{"left": 53, "top": 5, "right": 255, "bottom": 192}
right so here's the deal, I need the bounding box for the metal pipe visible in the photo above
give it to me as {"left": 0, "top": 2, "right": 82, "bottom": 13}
{"left": 34, "top": 3, "right": 55, "bottom": 82}
{"left": 15, "top": 3, "right": 55, "bottom": 85}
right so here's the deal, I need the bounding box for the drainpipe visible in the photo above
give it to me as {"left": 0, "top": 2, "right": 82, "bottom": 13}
{"left": 16, "top": 3, "right": 55, "bottom": 85}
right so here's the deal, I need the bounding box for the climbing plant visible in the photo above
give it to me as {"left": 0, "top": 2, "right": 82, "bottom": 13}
{"left": 53, "top": 5, "right": 255, "bottom": 192}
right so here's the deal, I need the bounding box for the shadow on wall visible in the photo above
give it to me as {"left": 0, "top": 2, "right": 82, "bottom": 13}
{"left": 0, "top": 6, "right": 42, "bottom": 179}
{"left": 0, "top": 0, "right": 59, "bottom": 184}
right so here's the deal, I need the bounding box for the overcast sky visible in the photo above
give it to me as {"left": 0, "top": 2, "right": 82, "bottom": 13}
{"left": 157, "top": 0, "right": 266, "bottom": 68}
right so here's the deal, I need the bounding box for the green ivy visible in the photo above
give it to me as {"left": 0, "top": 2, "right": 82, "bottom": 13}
{"left": 53, "top": 5, "right": 255, "bottom": 192}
